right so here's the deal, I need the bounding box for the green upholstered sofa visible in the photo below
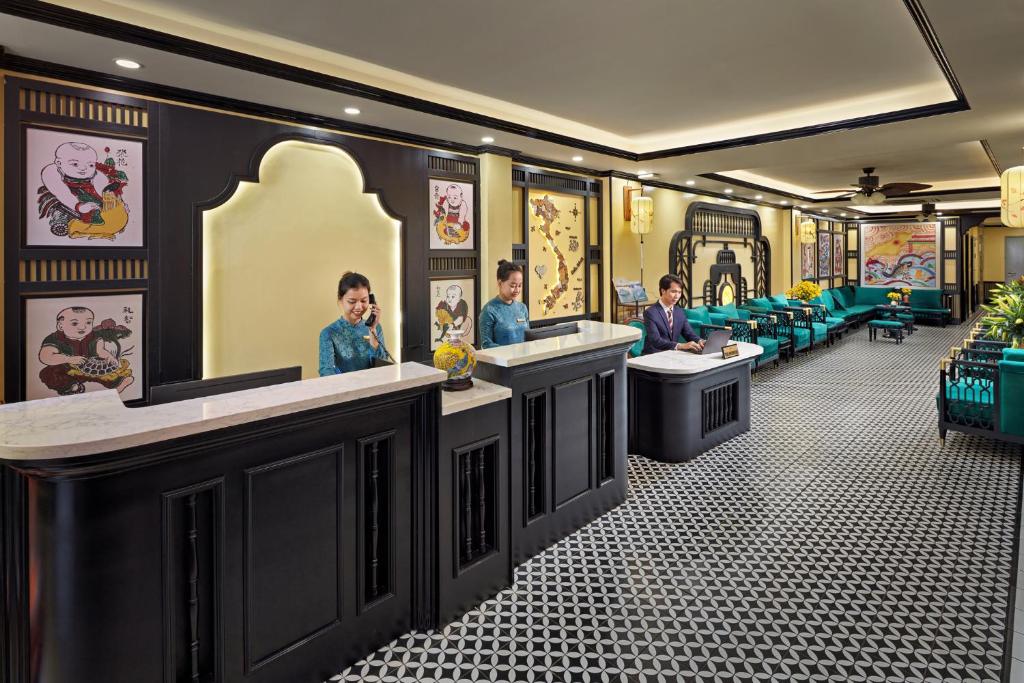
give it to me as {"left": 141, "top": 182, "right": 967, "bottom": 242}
{"left": 682, "top": 304, "right": 780, "bottom": 369}
{"left": 939, "top": 346, "right": 1024, "bottom": 444}
{"left": 828, "top": 286, "right": 951, "bottom": 326}
{"left": 743, "top": 295, "right": 827, "bottom": 351}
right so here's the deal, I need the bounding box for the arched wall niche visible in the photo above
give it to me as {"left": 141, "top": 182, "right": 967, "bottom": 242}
{"left": 201, "top": 138, "right": 402, "bottom": 379}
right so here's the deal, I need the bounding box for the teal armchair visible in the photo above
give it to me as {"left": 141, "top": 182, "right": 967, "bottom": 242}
{"left": 907, "top": 289, "right": 951, "bottom": 327}
{"left": 939, "top": 346, "right": 1024, "bottom": 443}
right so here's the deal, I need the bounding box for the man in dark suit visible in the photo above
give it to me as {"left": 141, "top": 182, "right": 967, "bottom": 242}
{"left": 642, "top": 274, "right": 704, "bottom": 355}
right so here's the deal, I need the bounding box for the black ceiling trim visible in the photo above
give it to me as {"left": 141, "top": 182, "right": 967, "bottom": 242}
{"left": 0, "top": 53, "right": 487, "bottom": 156}
{"left": 0, "top": 0, "right": 637, "bottom": 160}
{"left": 980, "top": 140, "right": 1002, "bottom": 176}
{"left": 901, "top": 0, "right": 969, "bottom": 106}
{"left": 704, "top": 170, "right": 998, "bottom": 205}
{"left": 1, "top": 0, "right": 970, "bottom": 161}
{"left": 638, "top": 100, "right": 968, "bottom": 161}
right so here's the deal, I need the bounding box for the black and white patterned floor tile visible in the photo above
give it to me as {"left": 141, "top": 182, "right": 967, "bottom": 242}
{"left": 332, "top": 320, "right": 1022, "bottom": 682}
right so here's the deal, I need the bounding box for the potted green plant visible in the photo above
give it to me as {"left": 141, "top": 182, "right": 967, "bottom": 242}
{"left": 982, "top": 276, "right": 1024, "bottom": 348}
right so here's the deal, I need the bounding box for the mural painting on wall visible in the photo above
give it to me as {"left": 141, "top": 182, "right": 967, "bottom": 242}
{"left": 430, "top": 277, "right": 475, "bottom": 351}
{"left": 429, "top": 178, "right": 474, "bottom": 249}
{"left": 800, "top": 242, "right": 816, "bottom": 279}
{"left": 861, "top": 223, "right": 938, "bottom": 288}
{"left": 24, "top": 292, "right": 143, "bottom": 402}
{"left": 25, "top": 127, "right": 144, "bottom": 247}
{"left": 817, "top": 233, "right": 831, "bottom": 278}
{"left": 527, "top": 190, "right": 586, "bottom": 321}
{"left": 833, "top": 234, "right": 844, "bottom": 279}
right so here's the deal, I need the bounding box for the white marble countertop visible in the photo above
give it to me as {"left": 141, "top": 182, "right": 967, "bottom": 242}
{"left": 626, "top": 342, "right": 763, "bottom": 376}
{"left": 474, "top": 320, "right": 640, "bottom": 368}
{"left": 440, "top": 379, "right": 511, "bottom": 416}
{"left": 0, "top": 362, "right": 445, "bottom": 461}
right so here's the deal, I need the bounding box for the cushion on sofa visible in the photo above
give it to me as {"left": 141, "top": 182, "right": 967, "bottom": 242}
{"left": 1004, "top": 348, "right": 1024, "bottom": 362}
{"left": 709, "top": 303, "right": 751, "bottom": 320}
{"left": 853, "top": 287, "right": 891, "bottom": 306}
{"left": 830, "top": 288, "right": 850, "bottom": 309}
{"left": 685, "top": 306, "right": 712, "bottom": 326}
{"left": 911, "top": 289, "right": 942, "bottom": 309}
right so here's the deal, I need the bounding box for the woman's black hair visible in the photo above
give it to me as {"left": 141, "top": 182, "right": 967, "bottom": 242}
{"left": 337, "top": 271, "right": 371, "bottom": 299}
{"left": 496, "top": 259, "right": 524, "bottom": 282}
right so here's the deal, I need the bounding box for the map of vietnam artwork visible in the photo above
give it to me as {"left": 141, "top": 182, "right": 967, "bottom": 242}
{"left": 527, "top": 191, "right": 585, "bottom": 321}
{"left": 861, "top": 223, "right": 938, "bottom": 288}
{"left": 25, "top": 127, "right": 144, "bottom": 247}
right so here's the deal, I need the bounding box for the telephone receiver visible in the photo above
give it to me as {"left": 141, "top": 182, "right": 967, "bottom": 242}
{"left": 364, "top": 293, "right": 377, "bottom": 328}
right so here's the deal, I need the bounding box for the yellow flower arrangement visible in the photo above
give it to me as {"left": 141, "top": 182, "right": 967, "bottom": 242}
{"left": 784, "top": 281, "right": 823, "bottom": 302}
{"left": 900, "top": 287, "right": 912, "bottom": 296}
{"left": 886, "top": 292, "right": 902, "bottom": 302}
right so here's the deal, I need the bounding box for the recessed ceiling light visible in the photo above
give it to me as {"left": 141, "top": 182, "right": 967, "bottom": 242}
{"left": 724, "top": 188, "right": 733, "bottom": 194}
{"left": 840, "top": 212, "right": 847, "bottom": 217}
{"left": 637, "top": 172, "right": 655, "bottom": 179}
{"left": 114, "top": 58, "right": 141, "bottom": 69}
{"left": 343, "top": 107, "right": 360, "bottom": 115}
{"left": 572, "top": 155, "right": 583, "bottom": 162}
{"left": 481, "top": 136, "right": 494, "bottom": 143}
{"left": 822, "top": 209, "right": 830, "bottom": 213}
{"left": 937, "top": 211, "right": 943, "bottom": 215}
{"left": 686, "top": 180, "right": 695, "bottom": 186}
{"left": 755, "top": 195, "right": 763, "bottom": 200}
{"left": 780, "top": 200, "right": 789, "bottom": 205}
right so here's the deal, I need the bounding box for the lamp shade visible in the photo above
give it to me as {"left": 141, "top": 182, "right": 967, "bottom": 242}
{"left": 630, "top": 195, "right": 654, "bottom": 235}
{"left": 1001, "top": 165, "right": 1024, "bottom": 228}
{"left": 799, "top": 217, "right": 817, "bottom": 244}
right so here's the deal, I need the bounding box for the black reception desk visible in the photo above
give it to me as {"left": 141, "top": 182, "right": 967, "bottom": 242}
{"left": 0, "top": 321, "right": 639, "bottom": 682}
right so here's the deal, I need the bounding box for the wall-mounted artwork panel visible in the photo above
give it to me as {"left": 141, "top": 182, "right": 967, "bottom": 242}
{"left": 817, "top": 232, "right": 831, "bottom": 279}
{"left": 429, "top": 178, "right": 474, "bottom": 250}
{"left": 527, "top": 190, "right": 586, "bottom": 321}
{"left": 833, "top": 233, "right": 844, "bottom": 278}
{"left": 24, "top": 126, "right": 145, "bottom": 247}
{"left": 430, "top": 277, "right": 475, "bottom": 350}
{"left": 800, "top": 242, "right": 816, "bottom": 279}
{"left": 861, "top": 222, "right": 939, "bottom": 288}
{"left": 24, "top": 291, "right": 143, "bottom": 401}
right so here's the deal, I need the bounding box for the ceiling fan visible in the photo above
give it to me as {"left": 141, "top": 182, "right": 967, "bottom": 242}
{"left": 814, "top": 167, "right": 932, "bottom": 205}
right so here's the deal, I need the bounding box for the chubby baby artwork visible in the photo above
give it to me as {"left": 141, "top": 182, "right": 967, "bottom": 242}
{"left": 431, "top": 278, "right": 475, "bottom": 350}
{"left": 25, "top": 127, "right": 144, "bottom": 246}
{"left": 429, "top": 178, "right": 474, "bottom": 250}
{"left": 24, "top": 293, "right": 144, "bottom": 402}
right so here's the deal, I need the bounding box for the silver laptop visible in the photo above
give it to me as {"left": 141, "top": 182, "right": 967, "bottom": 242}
{"left": 700, "top": 328, "right": 733, "bottom": 355}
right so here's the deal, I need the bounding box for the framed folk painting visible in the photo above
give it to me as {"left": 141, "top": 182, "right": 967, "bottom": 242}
{"left": 24, "top": 126, "right": 145, "bottom": 247}
{"left": 429, "top": 178, "right": 475, "bottom": 250}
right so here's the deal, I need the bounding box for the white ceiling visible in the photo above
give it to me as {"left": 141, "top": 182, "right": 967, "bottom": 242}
{"left": 2, "top": 0, "right": 1021, "bottom": 214}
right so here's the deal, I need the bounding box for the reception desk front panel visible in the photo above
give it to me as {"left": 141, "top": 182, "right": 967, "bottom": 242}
{"left": 475, "top": 321, "right": 639, "bottom": 565}
{"left": 0, "top": 364, "right": 443, "bottom": 683}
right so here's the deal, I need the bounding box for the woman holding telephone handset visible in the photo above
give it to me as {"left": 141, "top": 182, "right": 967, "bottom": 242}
{"left": 318, "top": 272, "right": 390, "bottom": 375}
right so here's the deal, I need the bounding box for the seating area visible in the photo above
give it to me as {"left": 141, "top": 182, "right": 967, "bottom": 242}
{"left": 938, "top": 323, "right": 1024, "bottom": 446}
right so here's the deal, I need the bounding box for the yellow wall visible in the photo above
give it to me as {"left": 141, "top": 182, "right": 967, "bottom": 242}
{"left": 0, "top": 78, "right": 5, "bottom": 401}
{"left": 981, "top": 226, "right": 1024, "bottom": 282}
{"left": 202, "top": 140, "right": 401, "bottom": 379}
{"left": 479, "top": 153, "right": 514, "bottom": 302}
{"left": 610, "top": 178, "right": 791, "bottom": 305}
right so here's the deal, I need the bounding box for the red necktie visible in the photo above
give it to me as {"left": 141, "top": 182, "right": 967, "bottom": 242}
{"left": 667, "top": 307, "right": 673, "bottom": 332}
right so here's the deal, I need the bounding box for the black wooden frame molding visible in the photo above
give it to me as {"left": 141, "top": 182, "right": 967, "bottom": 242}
{"left": 0, "top": 0, "right": 969, "bottom": 161}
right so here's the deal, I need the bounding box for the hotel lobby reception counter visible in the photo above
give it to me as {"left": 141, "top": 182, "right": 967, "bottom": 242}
{"left": 627, "top": 342, "right": 763, "bottom": 463}
{"left": 474, "top": 321, "right": 640, "bottom": 566}
{"left": 0, "top": 363, "right": 445, "bottom": 683}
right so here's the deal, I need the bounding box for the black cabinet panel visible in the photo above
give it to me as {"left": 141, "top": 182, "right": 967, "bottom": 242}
{"left": 552, "top": 378, "right": 592, "bottom": 509}
{"left": 244, "top": 447, "right": 342, "bottom": 669}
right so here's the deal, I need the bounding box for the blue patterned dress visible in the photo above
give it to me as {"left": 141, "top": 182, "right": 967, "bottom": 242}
{"left": 479, "top": 296, "right": 529, "bottom": 348}
{"left": 318, "top": 318, "right": 387, "bottom": 375}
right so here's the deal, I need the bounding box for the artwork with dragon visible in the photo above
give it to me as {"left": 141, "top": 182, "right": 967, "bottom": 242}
{"left": 861, "top": 223, "right": 938, "bottom": 288}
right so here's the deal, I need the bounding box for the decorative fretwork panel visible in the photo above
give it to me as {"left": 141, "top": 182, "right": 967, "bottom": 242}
{"left": 428, "top": 256, "right": 478, "bottom": 272}
{"left": 523, "top": 390, "right": 547, "bottom": 522}
{"left": 428, "top": 155, "right": 476, "bottom": 176}
{"left": 702, "top": 380, "right": 739, "bottom": 437}
{"left": 360, "top": 432, "right": 395, "bottom": 607}
{"left": 18, "top": 86, "right": 148, "bottom": 128}
{"left": 690, "top": 209, "right": 757, "bottom": 238}
{"left": 19, "top": 257, "right": 148, "bottom": 283}
{"left": 942, "top": 361, "right": 997, "bottom": 432}
{"left": 454, "top": 439, "right": 499, "bottom": 569}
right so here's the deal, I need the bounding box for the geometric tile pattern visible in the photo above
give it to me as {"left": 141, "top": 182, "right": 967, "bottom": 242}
{"left": 332, "top": 318, "right": 1021, "bottom": 682}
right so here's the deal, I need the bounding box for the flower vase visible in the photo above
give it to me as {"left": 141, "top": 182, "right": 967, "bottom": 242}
{"left": 902, "top": 295, "right": 910, "bottom": 304}
{"left": 890, "top": 300, "right": 898, "bottom": 306}
{"left": 433, "top": 329, "right": 476, "bottom": 391}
